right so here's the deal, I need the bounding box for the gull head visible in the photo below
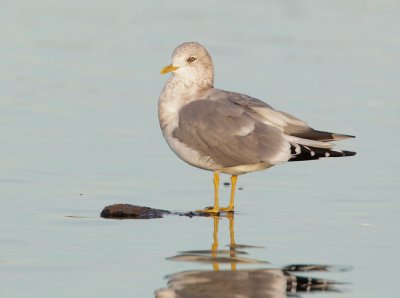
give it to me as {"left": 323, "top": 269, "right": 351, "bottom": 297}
{"left": 160, "top": 42, "right": 214, "bottom": 87}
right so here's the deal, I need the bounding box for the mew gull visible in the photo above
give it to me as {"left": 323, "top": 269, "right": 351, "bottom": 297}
{"left": 158, "top": 42, "right": 355, "bottom": 214}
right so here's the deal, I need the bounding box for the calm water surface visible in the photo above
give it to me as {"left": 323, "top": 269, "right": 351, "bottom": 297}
{"left": 1, "top": 1, "right": 399, "bottom": 297}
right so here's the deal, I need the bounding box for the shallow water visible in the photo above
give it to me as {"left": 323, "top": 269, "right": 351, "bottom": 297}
{"left": 1, "top": 1, "right": 399, "bottom": 297}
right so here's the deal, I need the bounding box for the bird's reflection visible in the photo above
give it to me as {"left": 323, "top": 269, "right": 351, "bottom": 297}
{"left": 156, "top": 214, "right": 349, "bottom": 298}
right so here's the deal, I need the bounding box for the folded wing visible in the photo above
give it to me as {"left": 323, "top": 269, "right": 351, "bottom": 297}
{"left": 172, "top": 99, "right": 291, "bottom": 167}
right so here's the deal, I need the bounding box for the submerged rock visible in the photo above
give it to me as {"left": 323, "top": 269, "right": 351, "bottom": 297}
{"left": 100, "top": 204, "right": 230, "bottom": 219}
{"left": 100, "top": 204, "right": 171, "bottom": 219}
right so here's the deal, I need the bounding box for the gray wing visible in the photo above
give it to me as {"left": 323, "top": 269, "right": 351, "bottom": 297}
{"left": 172, "top": 98, "right": 289, "bottom": 168}
{"left": 208, "top": 89, "right": 354, "bottom": 142}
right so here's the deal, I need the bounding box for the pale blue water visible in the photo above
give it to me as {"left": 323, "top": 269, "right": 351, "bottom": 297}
{"left": 1, "top": 1, "right": 399, "bottom": 297}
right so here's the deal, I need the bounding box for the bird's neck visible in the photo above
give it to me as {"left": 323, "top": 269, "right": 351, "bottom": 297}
{"left": 172, "top": 73, "right": 213, "bottom": 91}
{"left": 158, "top": 76, "right": 213, "bottom": 134}
{"left": 160, "top": 76, "right": 213, "bottom": 103}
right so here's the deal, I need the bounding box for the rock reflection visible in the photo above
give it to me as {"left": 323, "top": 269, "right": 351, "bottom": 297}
{"left": 156, "top": 215, "right": 349, "bottom": 298}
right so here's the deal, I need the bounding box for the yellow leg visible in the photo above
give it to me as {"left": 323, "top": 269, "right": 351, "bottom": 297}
{"left": 211, "top": 215, "right": 220, "bottom": 271}
{"left": 196, "top": 172, "right": 220, "bottom": 214}
{"left": 220, "top": 175, "right": 237, "bottom": 212}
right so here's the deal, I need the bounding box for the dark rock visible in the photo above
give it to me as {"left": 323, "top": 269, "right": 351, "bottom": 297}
{"left": 100, "top": 204, "right": 231, "bottom": 220}
{"left": 100, "top": 204, "right": 171, "bottom": 219}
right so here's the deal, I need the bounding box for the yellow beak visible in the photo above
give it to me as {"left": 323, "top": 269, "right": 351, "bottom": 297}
{"left": 160, "top": 64, "right": 179, "bottom": 74}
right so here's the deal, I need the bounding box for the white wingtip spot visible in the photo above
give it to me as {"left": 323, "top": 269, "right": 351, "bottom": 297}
{"left": 325, "top": 152, "right": 330, "bottom": 157}
{"left": 294, "top": 144, "right": 301, "bottom": 154}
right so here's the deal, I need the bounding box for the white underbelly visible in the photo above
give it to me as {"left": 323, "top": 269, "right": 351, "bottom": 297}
{"left": 220, "top": 162, "right": 274, "bottom": 175}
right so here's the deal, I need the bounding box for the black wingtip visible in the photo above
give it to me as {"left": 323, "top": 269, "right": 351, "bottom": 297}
{"left": 343, "top": 150, "right": 356, "bottom": 157}
{"left": 289, "top": 144, "right": 357, "bottom": 162}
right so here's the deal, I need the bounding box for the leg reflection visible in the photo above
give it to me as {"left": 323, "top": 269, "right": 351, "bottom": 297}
{"left": 211, "top": 215, "right": 219, "bottom": 271}
{"left": 210, "top": 214, "right": 237, "bottom": 271}
{"left": 227, "top": 213, "right": 237, "bottom": 271}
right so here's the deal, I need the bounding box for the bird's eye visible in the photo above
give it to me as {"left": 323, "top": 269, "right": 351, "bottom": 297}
{"left": 187, "top": 56, "right": 196, "bottom": 63}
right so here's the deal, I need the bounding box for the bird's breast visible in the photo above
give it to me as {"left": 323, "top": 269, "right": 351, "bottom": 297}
{"left": 158, "top": 81, "right": 221, "bottom": 171}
